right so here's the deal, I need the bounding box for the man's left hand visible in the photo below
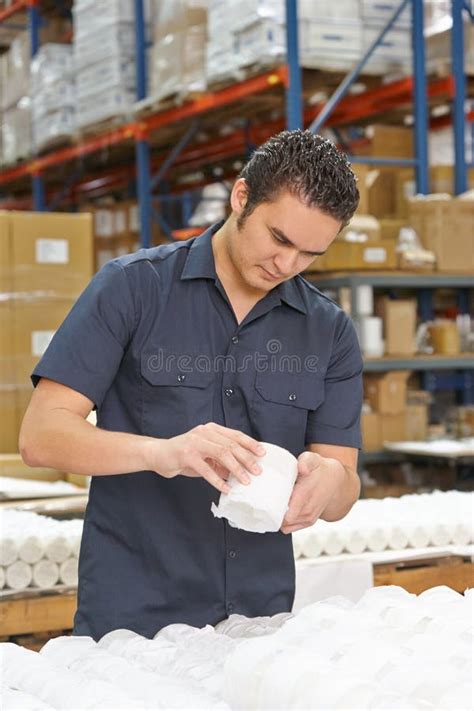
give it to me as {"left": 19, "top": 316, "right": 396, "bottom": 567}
{"left": 280, "top": 451, "right": 345, "bottom": 534}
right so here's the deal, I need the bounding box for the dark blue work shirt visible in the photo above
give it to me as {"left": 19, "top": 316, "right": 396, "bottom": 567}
{"left": 32, "top": 222, "right": 363, "bottom": 641}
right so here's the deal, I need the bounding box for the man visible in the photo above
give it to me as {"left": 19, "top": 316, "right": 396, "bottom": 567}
{"left": 20, "top": 130, "right": 363, "bottom": 641}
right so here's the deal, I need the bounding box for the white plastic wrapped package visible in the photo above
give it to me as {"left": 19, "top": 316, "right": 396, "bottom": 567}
{"left": 211, "top": 442, "right": 298, "bottom": 533}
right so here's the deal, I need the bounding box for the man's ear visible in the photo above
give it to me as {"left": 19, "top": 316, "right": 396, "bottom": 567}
{"left": 230, "top": 178, "right": 248, "bottom": 215}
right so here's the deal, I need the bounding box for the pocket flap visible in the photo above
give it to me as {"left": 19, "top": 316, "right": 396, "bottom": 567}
{"left": 255, "top": 372, "right": 324, "bottom": 410}
{"left": 141, "top": 351, "right": 215, "bottom": 389}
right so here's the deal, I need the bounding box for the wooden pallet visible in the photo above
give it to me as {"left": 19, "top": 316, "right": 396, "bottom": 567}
{"left": 374, "top": 554, "right": 474, "bottom": 594}
{"left": 0, "top": 589, "right": 77, "bottom": 636}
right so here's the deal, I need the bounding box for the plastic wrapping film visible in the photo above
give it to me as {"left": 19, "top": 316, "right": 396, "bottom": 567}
{"left": 0, "top": 211, "right": 93, "bottom": 452}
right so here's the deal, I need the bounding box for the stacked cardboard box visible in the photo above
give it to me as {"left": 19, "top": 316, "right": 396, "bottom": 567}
{"left": 0, "top": 211, "right": 93, "bottom": 453}
{"left": 149, "top": 0, "right": 207, "bottom": 103}
{"left": 408, "top": 193, "right": 474, "bottom": 273}
{"left": 362, "top": 371, "right": 409, "bottom": 452}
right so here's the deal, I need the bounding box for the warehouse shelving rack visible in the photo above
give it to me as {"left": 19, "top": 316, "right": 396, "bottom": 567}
{"left": 0, "top": 0, "right": 473, "bottom": 242}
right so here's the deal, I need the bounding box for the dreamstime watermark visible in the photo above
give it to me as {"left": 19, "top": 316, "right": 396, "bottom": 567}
{"left": 145, "top": 339, "right": 319, "bottom": 374}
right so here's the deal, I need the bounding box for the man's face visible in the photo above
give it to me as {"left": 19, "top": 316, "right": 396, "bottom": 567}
{"left": 228, "top": 185, "right": 343, "bottom": 292}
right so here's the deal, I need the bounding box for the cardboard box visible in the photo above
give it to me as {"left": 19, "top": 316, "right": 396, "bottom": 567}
{"left": 382, "top": 298, "right": 417, "bottom": 355}
{"left": 381, "top": 411, "right": 407, "bottom": 442}
{"left": 406, "top": 404, "right": 428, "bottom": 441}
{"left": 361, "top": 410, "right": 382, "bottom": 452}
{"left": 379, "top": 218, "right": 406, "bottom": 242}
{"left": 307, "top": 238, "right": 397, "bottom": 272}
{"left": 356, "top": 125, "right": 413, "bottom": 159}
{"left": 408, "top": 196, "right": 474, "bottom": 273}
{"left": 4, "top": 211, "right": 93, "bottom": 298}
{"left": 364, "top": 371, "right": 409, "bottom": 414}
{"left": 0, "top": 390, "right": 18, "bottom": 453}
{"left": 0, "top": 212, "right": 12, "bottom": 293}
{"left": 341, "top": 214, "right": 381, "bottom": 242}
{"left": 353, "top": 165, "right": 397, "bottom": 218}
{"left": 12, "top": 298, "right": 75, "bottom": 385}
{"left": 0, "top": 453, "right": 65, "bottom": 480}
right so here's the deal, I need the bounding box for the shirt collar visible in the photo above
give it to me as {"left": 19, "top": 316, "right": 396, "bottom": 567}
{"left": 180, "top": 220, "right": 307, "bottom": 315}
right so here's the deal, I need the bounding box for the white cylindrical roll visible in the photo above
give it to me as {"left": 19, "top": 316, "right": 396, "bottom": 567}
{"left": 18, "top": 535, "right": 44, "bottom": 564}
{"left": 32, "top": 560, "right": 60, "bottom": 588}
{"left": 0, "top": 536, "right": 18, "bottom": 566}
{"left": 292, "top": 535, "right": 303, "bottom": 559}
{"left": 59, "top": 557, "right": 79, "bottom": 586}
{"left": 355, "top": 285, "right": 374, "bottom": 316}
{"left": 387, "top": 525, "right": 409, "bottom": 551}
{"left": 365, "top": 525, "right": 389, "bottom": 552}
{"left": 211, "top": 443, "right": 298, "bottom": 533}
{"left": 449, "top": 521, "right": 471, "bottom": 545}
{"left": 405, "top": 523, "right": 430, "bottom": 549}
{"left": 69, "top": 533, "right": 82, "bottom": 558}
{"left": 344, "top": 530, "right": 367, "bottom": 554}
{"left": 5, "top": 560, "right": 33, "bottom": 590}
{"left": 358, "top": 316, "right": 384, "bottom": 357}
{"left": 322, "top": 529, "right": 346, "bottom": 556}
{"left": 0, "top": 565, "right": 5, "bottom": 589}
{"left": 45, "top": 535, "right": 71, "bottom": 563}
{"left": 301, "top": 528, "right": 324, "bottom": 559}
{"left": 428, "top": 523, "right": 451, "bottom": 547}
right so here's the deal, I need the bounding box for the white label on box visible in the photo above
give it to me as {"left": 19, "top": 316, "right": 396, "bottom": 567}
{"left": 363, "top": 247, "right": 387, "bottom": 263}
{"left": 115, "top": 210, "right": 126, "bottom": 234}
{"left": 35, "top": 239, "right": 69, "bottom": 264}
{"left": 32, "top": 330, "right": 56, "bottom": 357}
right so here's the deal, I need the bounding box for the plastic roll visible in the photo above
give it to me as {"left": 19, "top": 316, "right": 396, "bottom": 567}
{"left": 355, "top": 285, "right": 374, "bottom": 316}
{"left": 211, "top": 442, "right": 298, "bottom": 533}
{"left": 59, "top": 557, "right": 79, "bottom": 586}
{"left": 0, "top": 565, "right": 5, "bottom": 590}
{"left": 45, "top": 534, "right": 72, "bottom": 563}
{"left": 5, "top": 560, "right": 33, "bottom": 590}
{"left": 359, "top": 316, "right": 384, "bottom": 357}
{"left": 292, "top": 535, "right": 303, "bottom": 559}
{"left": 18, "top": 535, "right": 45, "bottom": 564}
{"left": 0, "top": 536, "right": 18, "bottom": 566}
{"left": 365, "top": 525, "right": 389, "bottom": 552}
{"left": 405, "top": 523, "right": 430, "bottom": 548}
{"left": 302, "top": 528, "right": 324, "bottom": 558}
{"left": 387, "top": 525, "right": 409, "bottom": 551}
{"left": 428, "top": 522, "right": 451, "bottom": 547}
{"left": 322, "top": 528, "right": 347, "bottom": 556}
{"left": 448, "top": 521, "right": 471, "bottom": 545}
{"left": 32, "top": 560, "right": 60, "bottom": 588}
{"left": 344, "top": 529, "right": 367, "bottom": 554}
{"left": 70, "top": 533, "right": 82, "bottom": 558}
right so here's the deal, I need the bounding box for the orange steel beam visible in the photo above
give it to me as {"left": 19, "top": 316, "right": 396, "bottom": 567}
{"left": 0, "top": 67, "right": 287, "bottom": 186}
{"left": 0, "top": 0, "right": 27, "bottom": 23}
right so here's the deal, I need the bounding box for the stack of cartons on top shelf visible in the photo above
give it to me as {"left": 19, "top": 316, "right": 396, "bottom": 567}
{"left": 0, "top": 211, "right": 93, "bottom": 453}
{"left": 0, "top": 34, "right": 32, "bottom": 165}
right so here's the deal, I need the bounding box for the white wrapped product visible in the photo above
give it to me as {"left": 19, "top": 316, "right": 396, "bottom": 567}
{"left": 211, "top": 442, "right": 298, "bottom": 533}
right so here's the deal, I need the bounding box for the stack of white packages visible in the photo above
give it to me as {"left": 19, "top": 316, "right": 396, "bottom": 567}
{"left": 0, "top": 33, "right": 32, "bottom": 164}
{"left": 30, "top": 44, "right": 76, "bottom": 151}
{"left": 293, "top": 490, "right": 474, "bottom": 559}
{"left": 1, "top": 586, "right": 472, "bottom": 709}
{"left": 206, "top": 0, "right": 448, "bottom": 85}
{"left": 73, "top": 0, "right": 150, "bottom": 128}
{"left": 0, "top": 509, "right": 82, "bottom": 592}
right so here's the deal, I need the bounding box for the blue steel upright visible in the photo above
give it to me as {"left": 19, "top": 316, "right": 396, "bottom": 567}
{"left": 451, "top": 0, "right": 468, "bottom": 195}
{"left": 411, "top": 0, "right": 429, "bottom": 194}
{"left": 29, "top": 2, "right": 45, "bottom": 210}
{"left": 285, "top": 0, "right": 303, "bottom": 129}
{"left": 134, "top": 0, "right": 152, "bottom": 248}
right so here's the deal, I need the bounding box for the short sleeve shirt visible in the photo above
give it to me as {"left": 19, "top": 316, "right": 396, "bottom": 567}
{"left": 32, "top": 221, "right": 363, "bottom": 641}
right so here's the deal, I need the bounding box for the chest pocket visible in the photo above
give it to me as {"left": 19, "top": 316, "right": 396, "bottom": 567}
{"left": 252, "top": 371, "right": 325, "bottom": 455}
{"left": 141, "top": 351, "right": 215, "bottom": 438}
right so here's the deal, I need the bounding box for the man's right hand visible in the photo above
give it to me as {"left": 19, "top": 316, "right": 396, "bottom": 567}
{"left": 147, "top": 423, "right": 266, "bottom": 494}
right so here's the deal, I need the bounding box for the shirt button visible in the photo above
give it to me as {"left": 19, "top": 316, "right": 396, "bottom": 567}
{"left": 227, "top": 603, "right": 234, "bottom": 614}
{"left": 231, "top": 335, "right": 239, "bottom": 344}
{"left": 224, "top": 388, "right": 234, "bottom": 397}
{"left": 229, "top": 549, "right": 236, "bottom": 559}
{"left": 177, "top": 374, "right": 186, "bottom": 383}
{"left": 288, "top": 393, "right": 297, "bottom": 402}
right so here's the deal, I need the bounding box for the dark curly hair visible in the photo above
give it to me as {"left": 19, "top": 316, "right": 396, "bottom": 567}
{"left": 237, "top": 129, "right": 359, "bottom": 229}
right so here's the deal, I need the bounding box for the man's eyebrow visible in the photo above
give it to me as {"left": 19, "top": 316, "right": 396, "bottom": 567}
{"left": 269, "top": 226, "right": 327, "bottom": 256}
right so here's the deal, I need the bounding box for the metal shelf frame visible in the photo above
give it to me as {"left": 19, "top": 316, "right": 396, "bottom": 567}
{"left": 0, "top": 0, "right": 472, "bottom": 237}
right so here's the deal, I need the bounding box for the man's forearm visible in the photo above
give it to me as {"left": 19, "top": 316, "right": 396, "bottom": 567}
{"left": 319, "top": 463, "right": 361, "bottom": 522}
{"left": 20, "top": 408, "right": 157, "bottom": 476}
